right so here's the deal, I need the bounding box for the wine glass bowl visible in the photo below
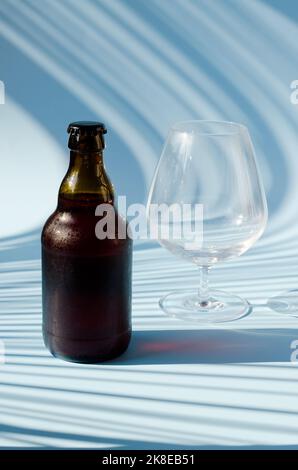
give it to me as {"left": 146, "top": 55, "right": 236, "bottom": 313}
{"left": 147, "top": 120, "right": 267, "bottom": 323}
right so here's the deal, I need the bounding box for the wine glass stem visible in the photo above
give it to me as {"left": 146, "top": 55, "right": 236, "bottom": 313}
{"left": 198, "top": 266, "right": 209, "bottom": 306}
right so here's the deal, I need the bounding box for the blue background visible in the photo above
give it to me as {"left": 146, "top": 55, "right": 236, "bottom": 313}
{"left": 1, "top": 0, "right": 298, "bottom": 450}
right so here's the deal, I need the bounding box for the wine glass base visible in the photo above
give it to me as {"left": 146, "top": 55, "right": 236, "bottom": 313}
{"left": 159, "top": 289, "right": 251, "bottom": 323}
{"left": 267, "top": 289, "right": 298, "bottom": 316}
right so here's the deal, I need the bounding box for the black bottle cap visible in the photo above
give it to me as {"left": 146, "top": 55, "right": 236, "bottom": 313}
{"left": 67, "top": 121, "right": 107, "bottom": 151}
{"left": 67, "top": 121, "right": 107, "bottom": 136}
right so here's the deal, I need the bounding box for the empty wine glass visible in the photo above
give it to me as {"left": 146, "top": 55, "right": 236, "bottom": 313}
{"left": 147, "top": 120, "right": 268, "bottom": 323}
{"left": 267, "top": 290, "right": 298, "bottom": 316}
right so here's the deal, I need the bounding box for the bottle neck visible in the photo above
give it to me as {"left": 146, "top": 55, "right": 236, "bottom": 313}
{"left": 58, "top": 150, "right": 114, "bottom": 208}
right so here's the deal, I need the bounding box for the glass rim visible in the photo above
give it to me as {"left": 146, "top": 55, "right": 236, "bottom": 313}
{"left": 170, "top": 120, "right": 248, "bottom": 136}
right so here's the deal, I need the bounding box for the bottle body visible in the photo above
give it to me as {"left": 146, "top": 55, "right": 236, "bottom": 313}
{"left": 41, "top": 122, "right": 132, "bottom": 363}
{"left": 42, "top": 199, "right": 132, "bottom": 363}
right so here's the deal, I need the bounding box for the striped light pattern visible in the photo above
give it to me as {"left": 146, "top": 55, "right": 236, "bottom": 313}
{"left": 0, "top": 0, "right": 298, "bottom": 449}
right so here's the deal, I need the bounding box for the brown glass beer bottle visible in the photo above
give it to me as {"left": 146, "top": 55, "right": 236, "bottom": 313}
{"left": 42, "top": 122, "right": 132, "bottom": 363}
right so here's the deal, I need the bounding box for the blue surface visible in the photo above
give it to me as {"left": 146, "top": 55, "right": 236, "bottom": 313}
{"left": 1, "top": 0, "right": 298, "bottom": 449}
